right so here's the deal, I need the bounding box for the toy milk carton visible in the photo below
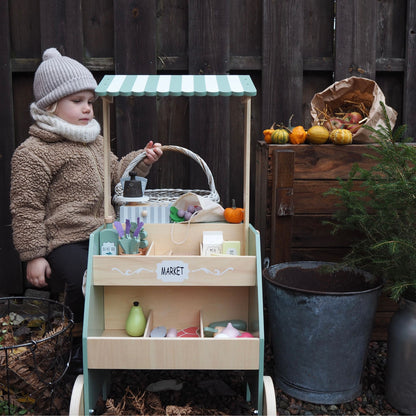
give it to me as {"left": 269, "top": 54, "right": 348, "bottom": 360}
{"left": 202, "top": 231, "right": 223, "bottom": 256}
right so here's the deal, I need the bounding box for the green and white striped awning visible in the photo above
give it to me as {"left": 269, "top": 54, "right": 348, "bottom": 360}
{"left": 95, "top": 74, "right": 256, "bottom": 97}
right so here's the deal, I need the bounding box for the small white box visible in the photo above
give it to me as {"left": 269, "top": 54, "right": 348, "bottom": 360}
{"left": 202, "top": 231, "right": 223, "bottom": 256}
{"left": 222, "top": 241, "right": 241, "bottom": 256}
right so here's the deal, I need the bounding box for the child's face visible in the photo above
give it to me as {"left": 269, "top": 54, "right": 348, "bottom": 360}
{"left": 55, "top": 91, "right": 95, "bottom": 125}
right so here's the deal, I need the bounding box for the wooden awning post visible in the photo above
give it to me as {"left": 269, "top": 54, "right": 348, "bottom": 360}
{"left": 243, "top": 97, "right": 251, "bottom": 254}
{"left": 102, "top": 96, "right": 114, "bottom": 222}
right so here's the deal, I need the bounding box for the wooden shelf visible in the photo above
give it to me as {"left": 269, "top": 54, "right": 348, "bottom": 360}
{"left": 86, "top": 309, "right": 260, "bottom": 370}
{"left": 93, "top": 254, "right": 256, "bottom": 286}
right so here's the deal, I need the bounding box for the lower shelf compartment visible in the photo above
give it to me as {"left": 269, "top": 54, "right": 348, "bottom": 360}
{"left": 86, "top": 310, "right": 261, "bottom": 370}
{"left": 87, "top": 335, "right": 260, "bottom": 370}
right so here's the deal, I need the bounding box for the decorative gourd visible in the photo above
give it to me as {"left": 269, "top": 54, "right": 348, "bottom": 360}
{"left": 289, "top": 125, "right": 307, "bottom": 144}
{"left": 263, "top": 128, "right": 274, "bottom": 144}
{"left": 306, "top": 125, "right": 330, "bottom": 144}
{"left": 330, "top": 128, "right": 353, "bottom": 145}
{"left": 224, "top": 199, "right": 244, "bottom": 223}
{"left": 287, "top": 114, "right": 307, "bottom": 145}
{"left": 271, "top": 128, "right": 289, "bottom": 144}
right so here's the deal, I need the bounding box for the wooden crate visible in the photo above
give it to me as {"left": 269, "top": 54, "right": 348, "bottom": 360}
{"left": 255, "top": 141, "right": 402, "bottom": 340}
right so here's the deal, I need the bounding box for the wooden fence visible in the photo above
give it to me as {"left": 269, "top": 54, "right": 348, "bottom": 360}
{"left": 1, "top": 0, "right": 415, "bottom": 295}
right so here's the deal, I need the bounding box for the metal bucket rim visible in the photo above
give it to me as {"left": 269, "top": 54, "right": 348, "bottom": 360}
{"left": 0, "top": 296, "right": 74, "bottom": 351}
{"left": 263, "top": 261, "right": 383, "bottom": 296}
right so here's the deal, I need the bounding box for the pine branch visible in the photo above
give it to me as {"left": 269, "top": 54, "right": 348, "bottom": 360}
{"left": 325, "top": 102, "right": 416, "bottom": 302}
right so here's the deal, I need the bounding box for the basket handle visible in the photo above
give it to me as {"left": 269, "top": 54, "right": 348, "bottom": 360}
{"left": 116, "top": 144, "right": 219, "bottom": 200}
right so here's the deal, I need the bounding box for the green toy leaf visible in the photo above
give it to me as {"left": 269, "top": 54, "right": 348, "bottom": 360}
{"left": 170, "top": 206, "right": 185, "bottom": 223}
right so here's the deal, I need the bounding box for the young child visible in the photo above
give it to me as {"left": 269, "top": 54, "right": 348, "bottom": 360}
{"left": 10, "top": 48, "right": 162, "bottom": 326}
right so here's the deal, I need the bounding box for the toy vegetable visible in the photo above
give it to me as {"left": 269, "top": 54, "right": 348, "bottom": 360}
{"left": 114, "top": 219, "right": 146, "bottom": 254}
{"left": 125, "top": 301, "right": 146, "bottom": 337}
{"left": 224, "top": 199, "right": 244, "bottom": 223}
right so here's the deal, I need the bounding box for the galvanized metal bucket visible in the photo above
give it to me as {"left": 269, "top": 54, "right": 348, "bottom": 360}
{"left": 263, "top": 261, "right": 382, "bottom": 404}
{"left": 386, "top": 297, "right": 416, "bottom": 414}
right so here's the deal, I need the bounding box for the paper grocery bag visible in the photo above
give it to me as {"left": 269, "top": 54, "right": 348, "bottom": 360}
{"left": 310, "top": 76, "right": 398, "bottom": 143}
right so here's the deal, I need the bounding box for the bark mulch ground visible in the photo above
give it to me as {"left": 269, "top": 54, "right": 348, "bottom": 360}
{"left": 37, "top": 340, "right": 399, "bottom": 416}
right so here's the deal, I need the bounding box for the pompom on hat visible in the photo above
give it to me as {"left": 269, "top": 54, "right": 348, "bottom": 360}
{"left": 33, "top": 48, "right": 97, "bottom": 109}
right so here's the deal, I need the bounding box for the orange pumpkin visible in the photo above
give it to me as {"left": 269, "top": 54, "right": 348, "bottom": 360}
{"left": 287, "top": 115, "right": 307, "bottom": 145}
{"left": 224, "top": 199, "right": 245, "bottom": 223}
{"left": 263, "top": 129, "right": 274, "bottom": 144}
{"left": 289, "top": 125, "right": 307, "bottom": 144}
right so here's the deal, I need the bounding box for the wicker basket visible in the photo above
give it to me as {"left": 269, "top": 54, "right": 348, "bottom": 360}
{"left": 113, "top": 145, "right": 220, "bottom": 207}
{"left": 0, "top": 297, "right": 74, "bottom": 415}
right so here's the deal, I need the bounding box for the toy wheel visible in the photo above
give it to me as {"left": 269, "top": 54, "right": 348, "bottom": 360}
{"left": 69, "top": 374, "right": 84, "bottom": 416}
{"left": 263, "top": 375, "right": 277, "bottom": 416}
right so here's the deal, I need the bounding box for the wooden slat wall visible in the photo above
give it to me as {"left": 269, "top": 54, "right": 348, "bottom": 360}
{"left": 1, "top": 0, "right": 415, "bottom": 295}
{"left": 0, "top": 1, "right": 22, "bottom": 296}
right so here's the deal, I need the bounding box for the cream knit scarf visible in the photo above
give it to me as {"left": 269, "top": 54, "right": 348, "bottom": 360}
{"left": 30, "top": 102, "right": 101, "bottom": 144}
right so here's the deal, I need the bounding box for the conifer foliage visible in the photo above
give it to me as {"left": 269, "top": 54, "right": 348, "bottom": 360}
{"left": 326, "top": 102, "right": 416, "bottom": 302}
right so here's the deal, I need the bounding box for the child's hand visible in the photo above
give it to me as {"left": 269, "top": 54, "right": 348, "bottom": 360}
{"left": 26, "top": 257, "right": 51, "bottom": 288}
{"left": 143, "top": 141, "right": 163, "bottom": 165}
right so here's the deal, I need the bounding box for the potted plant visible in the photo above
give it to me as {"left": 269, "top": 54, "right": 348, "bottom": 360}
{"left": 325, "top": 102, "right": 416, "bottom": 414}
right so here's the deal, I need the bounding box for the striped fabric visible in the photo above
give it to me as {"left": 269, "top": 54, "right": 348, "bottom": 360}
{"left": 119, "top": 205, "right": 171, "bottom": 224}
{"left": 95, "top": 74, "right": 257, "bottom": 97}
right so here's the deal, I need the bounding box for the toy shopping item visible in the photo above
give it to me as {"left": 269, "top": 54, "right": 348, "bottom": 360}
{"left": 125, "top": 301, "right": 146, "bottom": 337}
{"left": 114, "top": 219, "right": 148, "bottom": 254}
{"left": 99, "top": 217, "right": 119, "bottom": 255}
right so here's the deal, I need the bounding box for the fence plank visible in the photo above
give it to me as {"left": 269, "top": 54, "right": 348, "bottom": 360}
{"left": 188, "top": 1, "right": 231, "bottom": 204}
{"left": 0, "top": 1, "right": 23, "bottom": 295}
{"left": 376, "top": 0, "right": 406, "bottom": 59}
{"left": 157, "top": 0, "right": 188, "bottom": 68}
{"left": 335, "top": 0, "right": 377, "bottom": 80}
{"left": 404, "top": 0, "right": 416, "bottom": 138}
{"left": 230, "top": 0, "right": 262, "bottom": 58}
{"left": 230, "top": 1, "right": 261, "bottom": 208}
{"left": 155, "top": 0, "right": 190, "bottom": 189}
{"left": 39, "top": 0, "right": 83, "bottom": 59}
{"left": 83, "top": 0, "right": 114, "bottom": 58}
{"left": 375, "top": 0, "right": 406, "bottom": 126}
{"left": 262, "top": 0, "right": 304, "bottom": 128}
{"left": 9, "top": 0, "right": 40, "bottom": 57}
{"left": 302, "top": 0, "right": 334, "bottom": 125}
{"left": 113, "top": 0, "right": 158, "bottom": 184}
{"left": 303, "top": 0, "right": 334, "bottom": 60}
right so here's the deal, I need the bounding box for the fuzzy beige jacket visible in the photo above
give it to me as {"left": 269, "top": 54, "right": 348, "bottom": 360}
{"left": 10, "top": 125, "right": 150, "bottom": 262}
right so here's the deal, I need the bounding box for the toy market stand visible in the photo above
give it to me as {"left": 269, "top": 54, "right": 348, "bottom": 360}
{"left": 70, "top": 75, "right": 276, "bottom": 415}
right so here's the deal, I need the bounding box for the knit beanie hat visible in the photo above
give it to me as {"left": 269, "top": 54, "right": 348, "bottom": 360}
{"left": 33, "top": 48, "right": 97, "bottom": 109}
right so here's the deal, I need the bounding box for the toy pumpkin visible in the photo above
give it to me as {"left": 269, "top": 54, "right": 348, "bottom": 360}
{"left": 224, "top": 199, "right": 244, "bottom": 223}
